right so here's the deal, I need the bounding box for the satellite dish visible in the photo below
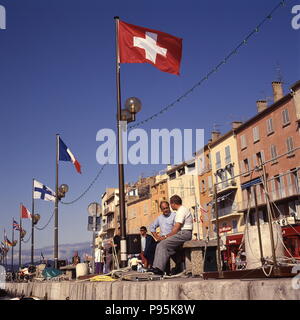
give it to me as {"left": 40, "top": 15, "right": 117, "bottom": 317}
{"left": 87, "top": 202, "right": 101, "bottom": 216}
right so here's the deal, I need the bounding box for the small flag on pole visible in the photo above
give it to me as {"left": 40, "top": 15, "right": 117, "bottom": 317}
{"left": 13, "top": 219, "right": 22, "bottom": 231}
{"left": 59, "top": 137, "right": 81, "bottom": 174}
{"left": 33, "top": 180, "right": 56, "bottom": 202}
{"left": 21, "top": 205, "right": 32, "bottom": 219}
{"left": 118, "top": 20, "right": 182, "bottom": 75}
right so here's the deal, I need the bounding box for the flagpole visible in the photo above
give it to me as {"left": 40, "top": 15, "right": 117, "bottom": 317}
{"left": 31, "top": 178, "right": 35, "bottom": 265}
{"left": 11, "top": 217, "right": 14, "bottom": 272}
{"left": 19, "top": 205, "right": 22, "bottom": 270}
{"left": 114, "top": 16, "right": 127, "bottom": 268}
{"left": 54, "top": 134, "right": 59, "bottom": 269}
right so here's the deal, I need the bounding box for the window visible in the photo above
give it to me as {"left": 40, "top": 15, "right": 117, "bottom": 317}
{"left": 169, "top": 172, "right": 176, "bottom": 180}
{"left": 215, "top": 151, "right": 221, "bottom": 169}
{"left": 232, "top": 220, "right": 238, "bottom": 233}
{"left": 286, "top": 137, "right": 294, "bottom": 155}
{"left": 225, "top": 146, "right": 231, "bottom": 164}
{"left": 282, "top": 109, "right": 290, "bottom": 126}
{"left": 144, "top": 203, "right": 148, "bottom": 215}
{"left": 266, "top": 118, "right": 274, "bottom": 135}
{"left": 201, "top": 179, "right": 206, "bottom": 193}
{"left": 242, "top": 158, "right": 250, "bottom": 175}
{"left": 253, "top": 126, "right": 260, "bottom": 143}
{"left": 240, "top": 134, "right": 247, "bottom": 149}
{"left": 206, "top": 153, "right": 211, "bottom": 170}
{"left": 270, "top": 145, "right": 278, "bottom": 163}
{"left": 207, "top": 176, "right": 213, "bottom": 193}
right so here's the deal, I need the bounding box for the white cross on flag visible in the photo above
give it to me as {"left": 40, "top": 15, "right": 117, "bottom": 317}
{"left": 118, "top": 20, "right": 182, "bottom": 75}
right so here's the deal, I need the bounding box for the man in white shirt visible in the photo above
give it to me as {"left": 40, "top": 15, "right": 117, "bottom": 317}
{"left": 150, "top": 195, "right": 193, "bottom": 275}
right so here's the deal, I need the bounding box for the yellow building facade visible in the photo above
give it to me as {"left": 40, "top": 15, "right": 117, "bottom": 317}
{"left": 210, "top": 129, "right": 245, "bottom": 239}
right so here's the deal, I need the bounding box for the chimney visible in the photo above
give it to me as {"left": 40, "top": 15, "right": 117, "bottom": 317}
{"left": 211, "top": 131, "right": 221, "bottom": 142}
{"left": 231, "top": 121, "right": 243, "bottom": 130}
{"left": 272, "top": 81, "right": 284, "bottom": 102}
{"left": 256, "top": 100, "right": 267, "bottom": 113}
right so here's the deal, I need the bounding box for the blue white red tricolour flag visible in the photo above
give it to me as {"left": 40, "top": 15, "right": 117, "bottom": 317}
{"left": 59, "top": 137, "right": 81, "bottom": 174}
{"left": 33, "top": 180, "right": 56, "bottom": 202}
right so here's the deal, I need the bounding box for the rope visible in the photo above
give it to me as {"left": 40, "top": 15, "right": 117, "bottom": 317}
{"left": 59, "top": 0, "right": 287, "bottom": 205}
{"left": 34, "top": 210, "right": 55, "bottom": 231}
{"left": 128, "top": 0, "right": 287, "bottom": 129}
{"left": 22, "top": 232, "right": 32, "bottom": 244}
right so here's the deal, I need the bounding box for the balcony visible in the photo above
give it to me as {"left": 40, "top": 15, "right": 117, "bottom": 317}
{"left": 216, "top": 179, "right": 237, "bottom": 195}
{"left": 102, "top": 221, "right": 115, "bottom": 232}
{"left": 240, "top": 183, "right": 299, "bottom": 211}
{"left": 211, "top": 202, "right": 242, "bottom": 221}
{"left": 103, "top": 206, "right": 115, "bottom": 216}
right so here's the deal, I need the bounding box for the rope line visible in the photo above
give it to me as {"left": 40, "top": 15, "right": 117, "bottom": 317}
{"left": 61, "top": 0, "right": 287, "bottom": 205}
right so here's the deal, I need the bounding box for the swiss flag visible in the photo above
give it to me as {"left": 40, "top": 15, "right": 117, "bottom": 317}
{"left": 21, "top": 205, "right": 32, "bottom": 219}
{"left": 118, "top": 20, "right": 182, "bottom": 75}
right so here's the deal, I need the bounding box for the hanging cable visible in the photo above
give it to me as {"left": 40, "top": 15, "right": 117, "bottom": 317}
{"left": 22, "top": 232, "right": 32, "bottom": 244}
{"left": 34, "top": 210, "right": 55, "bottom": 231}
{"left": 59, "top": 0, "right": 287, "bottom": 206}
{"left": 129, "top": 0, "right": 287, "bottom": 129}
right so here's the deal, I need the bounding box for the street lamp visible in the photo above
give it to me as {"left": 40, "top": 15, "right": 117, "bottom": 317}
{"left": 117, "top": 96, "right": 142, "bottom": 268}
{"left": 54, "top": 183, "right": 69, "bottom": 269}
{"left": 87, "top": 202, "right": 101, "bottom": 274}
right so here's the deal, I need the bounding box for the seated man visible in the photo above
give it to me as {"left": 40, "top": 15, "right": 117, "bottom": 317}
{"left": 150, "top": 195, "right": 193, "bottom": 275}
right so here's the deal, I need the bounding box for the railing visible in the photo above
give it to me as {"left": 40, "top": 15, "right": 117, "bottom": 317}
{"left": 216, "top": 179, "right": 237, "bottom": 193}
{"left": 104, "top": 206, "right": 115, "bottom": 215}
{"left": 240, "top": 183, "right": 299, "bottom": 211}
{"left": 212, "top": 202, "right": 240, "bottom": 219}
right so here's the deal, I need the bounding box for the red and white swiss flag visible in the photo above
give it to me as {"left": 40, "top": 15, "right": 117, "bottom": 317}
{"left": 21, "top": 204, "right": 32, "bottom": 219}
{"left": 118, "top": 20, "right": 182, "bottom": 75}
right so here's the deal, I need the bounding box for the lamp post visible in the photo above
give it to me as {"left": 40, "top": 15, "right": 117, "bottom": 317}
{"left": 87, "top": 202, "right": 101, "bottom": 274}
{"left": 117, "top": 97, "right": 142, "bottom": 268}
{"left": 54, "top": 183, "right": 69, "bottom": 269}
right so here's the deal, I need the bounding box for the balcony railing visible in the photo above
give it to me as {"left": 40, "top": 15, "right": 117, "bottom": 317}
{"left": 212, "top": 202, "right": 240, "bottom": 219}
{"left": 240, "top": 183, "right": 299, "bottom": 211}
{"left": 216, "top": 179, "right": 237, "bottom": 193}
{"left": 103, "top": 206, "right": 115, "bottom": 216}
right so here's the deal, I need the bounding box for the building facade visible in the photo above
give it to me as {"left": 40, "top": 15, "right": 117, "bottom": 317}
{"left": 236, "top": 81, "right": 300, "bottom": 227}
{"left": 210, "top": 126, "right": 244, "bottom": 240}
{"left": 195, "top": 144, "right": 214, "bottom": 239}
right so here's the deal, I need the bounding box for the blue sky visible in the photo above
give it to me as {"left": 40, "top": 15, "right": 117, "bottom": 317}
{"left": 0, "top": 0, "right": 299, "bottom": 251}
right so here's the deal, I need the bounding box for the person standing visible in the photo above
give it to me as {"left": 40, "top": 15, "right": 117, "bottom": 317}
{"left": 103, "top": 240, "right": 113, "bottom": 274}
{"left": 150, "top": 195, "right": 193, "bottom": 275}
{"left": 139, "top": 226, "right": 156, "bottom": 268}
{"left": 95, "top": 245, "right": 104, "bottom": 274}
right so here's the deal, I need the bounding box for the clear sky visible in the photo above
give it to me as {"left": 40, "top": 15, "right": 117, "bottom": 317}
{"left": 0, "top": 0, "right": 299, "bottom": 251}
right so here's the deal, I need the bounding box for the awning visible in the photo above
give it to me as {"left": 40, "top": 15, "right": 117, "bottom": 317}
{"left": 207, "top": 191, "right": 234, "bottom": 206}
{"left": 241, "top": 177, "right": 261, "bottom": 190}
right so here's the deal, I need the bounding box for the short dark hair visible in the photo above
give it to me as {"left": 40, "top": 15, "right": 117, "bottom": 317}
{"left": 140, "top": 226, "right": 147, "bottom": 231}
{"left": 170, "top": 195, "right": 182, "bottom": 205}
{"left": 159, "top": 201, "right": 170, "bottom": 210}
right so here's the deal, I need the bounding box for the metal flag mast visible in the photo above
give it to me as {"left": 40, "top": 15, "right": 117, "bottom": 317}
{"left": 18, "top": 204, "right": 22, "bottom": 270}
{"left": 31, "top": 178, "right": 35, "bottom": 265}
{"left": 11, "top": 217, "right": 14, "bottom": 272}
{"left": 54, "top": 134, "right": 59, "bottom": 269}
{"left": 114, "top": 16, "right": 127, "bottom": 268}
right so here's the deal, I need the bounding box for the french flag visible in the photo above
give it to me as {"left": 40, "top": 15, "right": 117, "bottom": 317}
{"left": 59, "top": 137, "right": 81, "bottom": 174}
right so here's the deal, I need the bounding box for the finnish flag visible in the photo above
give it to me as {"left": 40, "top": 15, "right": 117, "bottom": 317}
{"left": 33, "top": 180, "right": 56, "bottom": 202}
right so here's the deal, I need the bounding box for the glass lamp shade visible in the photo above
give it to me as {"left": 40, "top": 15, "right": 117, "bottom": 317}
{"left": 125, "top": 97, "right": 142, "bottom": 114}
{"left": 21, "top": 230, "right": 26, "bottom": 239}
{"left": 59, "top": 184, "right": 69, "bottom": 194}
{"left": 33, "top": 214, "right": 41, "bottom": 225}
